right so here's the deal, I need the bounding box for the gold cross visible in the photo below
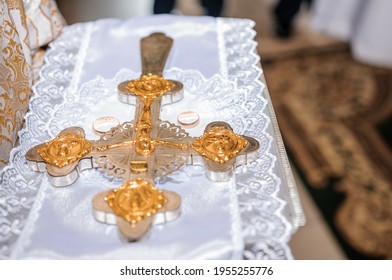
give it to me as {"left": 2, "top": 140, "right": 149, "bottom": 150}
{"left": 25, "top": 33, "right": 259, "bottom": 241}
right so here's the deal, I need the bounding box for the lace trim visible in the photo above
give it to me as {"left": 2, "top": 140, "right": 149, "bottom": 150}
{"left": 263, "top": 80, "right": 306, "bottom": 231}
{"left": 244, "top": 241, "right": 294, "bottom": 260}
{"left": 0, "top": 23, "right": 90, "bottom": 259}
{"left": 219, "top": 18, "right": 304, "bottom": 259}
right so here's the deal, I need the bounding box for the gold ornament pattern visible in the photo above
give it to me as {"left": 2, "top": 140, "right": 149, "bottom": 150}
{"left": 191, "top": 127, "right": 248, "bottom": 163}
{"left": 1, "top": 0, "right": 64, "bottom": 167}
{"left": 105, "top": 178, "right": 167, "bottom": 224}
{"left": 1, "top": 1, "right": 30, "bottom": 166}
{"left": 25, "top": 0, "right": 64, "bottom": 49}
{"left": 37, "top": 132, "right": 93, "bottom": 168}
{"left": 126, "top": 74, "right": 174, "bottom": 100}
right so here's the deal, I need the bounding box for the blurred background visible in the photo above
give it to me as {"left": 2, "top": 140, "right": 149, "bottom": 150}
{"left": 54, "top": 0, "right": 392, "bottom": 260}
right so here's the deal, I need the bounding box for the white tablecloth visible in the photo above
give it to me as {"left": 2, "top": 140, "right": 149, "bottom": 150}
{"left": 0, "top": 15, "right": 304, "bottom": 259}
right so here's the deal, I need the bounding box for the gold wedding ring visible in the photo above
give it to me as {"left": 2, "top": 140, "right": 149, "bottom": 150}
{"left": 177, "top": 111, "right": 200, "bottom": 128}
{"left": 93, "top": 116, "right": 120, "bottom": 136}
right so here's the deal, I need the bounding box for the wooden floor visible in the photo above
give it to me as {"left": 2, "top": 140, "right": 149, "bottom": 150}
{"left": 55, "top": 0, "right": 347, "bottom": 259}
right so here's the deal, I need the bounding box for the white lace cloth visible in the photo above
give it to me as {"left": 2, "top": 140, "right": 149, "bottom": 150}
{"left": 0, "top": 15, "right": 304, "bottom": 259}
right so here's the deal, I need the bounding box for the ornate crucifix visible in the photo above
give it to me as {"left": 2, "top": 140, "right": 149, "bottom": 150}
{"left": 26, "top": 33, "right": 260, "bottom": 241}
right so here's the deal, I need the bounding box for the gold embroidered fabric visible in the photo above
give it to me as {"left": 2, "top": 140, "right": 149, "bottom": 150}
{"left": 0, "top": 0, "right": 64, "bottom": 168}
{"left": 24, "top": 0, "right": 64, "bottom": 50}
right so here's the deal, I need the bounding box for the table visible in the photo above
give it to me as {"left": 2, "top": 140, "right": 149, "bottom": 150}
{"left": 0, "top": 15, "right": 304, "bottom": 259}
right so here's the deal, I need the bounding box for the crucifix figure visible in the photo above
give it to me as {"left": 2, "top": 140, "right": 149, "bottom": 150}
{"left": 25, "top": 33, "right": 260, "bottom": 241}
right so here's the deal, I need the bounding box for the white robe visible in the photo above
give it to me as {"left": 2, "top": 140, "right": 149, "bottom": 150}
{"left": 311, "top": 0, "right": 392, "bottom": 68}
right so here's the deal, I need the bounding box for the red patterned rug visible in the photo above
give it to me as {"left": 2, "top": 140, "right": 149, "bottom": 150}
{"left": 262, "top": 42, "right": 392, "bottom": 259}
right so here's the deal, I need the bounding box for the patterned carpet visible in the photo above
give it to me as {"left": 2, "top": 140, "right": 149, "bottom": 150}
{"left": 261, "top": 40, "right": 392, "bottom": 259}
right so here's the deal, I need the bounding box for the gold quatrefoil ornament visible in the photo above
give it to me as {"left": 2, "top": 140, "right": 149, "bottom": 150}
{"left": 105, "top": 178, "right": 167, "bottom": 224}
{"left": 191, "top": 127, "right": 248, "bottom": 164}
{"left": 37, "top": 132, "right": 93, "bottom": 168}
{"left": 93, "top": 178, "right": 180, "bottom": 242}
